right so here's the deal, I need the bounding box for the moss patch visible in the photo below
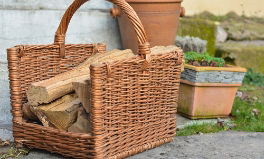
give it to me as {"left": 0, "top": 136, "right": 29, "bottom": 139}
{"left": 177, "top": 123, "right": 225, "bottom": 136}
{"left": 216, "top": 43, "right": 264, "bottom": 74}
{"left": 192, "top": 11, "right": 264, "bottom": 41}
{"left": 178, "top": 18, "right": 216, "bottom": 56}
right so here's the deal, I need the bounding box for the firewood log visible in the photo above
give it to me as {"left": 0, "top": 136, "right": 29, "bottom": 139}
{"left": 35, "top": 93, "right": 81, "bottom": 130}
{"left": 29, "top": 104, "right": 54, "bottom": 127}
{"left": 68, "top": 107, "right": 91, "bottom": 133}
{"left": 73, "top": 79, "right": 91, "bottom": 113}
{"left": 26, "top": 49, "right": 135, "bottom": 106}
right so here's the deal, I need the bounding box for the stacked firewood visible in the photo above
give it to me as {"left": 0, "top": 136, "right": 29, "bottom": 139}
{"left": 23, "top": 49, "right": 135, "bottom": 133}
{"left": 22, "top": 46, "right": 182, "bottom": 133}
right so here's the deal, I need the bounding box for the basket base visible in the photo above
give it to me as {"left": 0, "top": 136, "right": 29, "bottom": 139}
{"left": 14, "top": 121, "right": 175, "bottom": 159}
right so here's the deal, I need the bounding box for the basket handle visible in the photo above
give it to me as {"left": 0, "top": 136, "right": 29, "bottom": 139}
{"left": 54, "top": 0, "right": 150, "bottom": 60}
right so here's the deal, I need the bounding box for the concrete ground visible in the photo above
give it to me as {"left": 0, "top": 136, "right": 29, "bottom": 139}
{"left": 129, "top": 131, "right": 264, "bottom": 159}
{"left": 11, "top": 131, "right": 264, "bottom": 159}
{"left": 1, "top": 115, "right": 262, "bottom": 159}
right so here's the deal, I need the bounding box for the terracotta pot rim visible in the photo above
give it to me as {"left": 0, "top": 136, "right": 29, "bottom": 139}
{"left": 180, "top": 79, "right": 242, "bottom": 87}
{"left": 125, "top": 0, "right": 183, "bottom": 3}
{"left": 184, "top": 64, "right": 247, "bottom": 73}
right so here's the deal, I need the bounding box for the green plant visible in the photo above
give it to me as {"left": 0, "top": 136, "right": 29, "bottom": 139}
{"left": 243, "top": 68, "right": 264, "bottom": 86}
{"left": 231, "top": 98, "right": 264, "bottom": 132}
{"left": 184, "top": 51, "right": 225, "bottom": 67}
{"left": 177, "top": 123, "right": 225, "bottom": 136}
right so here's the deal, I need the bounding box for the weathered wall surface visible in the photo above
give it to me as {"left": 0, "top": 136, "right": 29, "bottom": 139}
{"left": 181, "top": 68, "right": 246, "bottom": 84}
{"left": 183, "top": 0, "right": 264, "bottom": 17}
{"left": 0, "top": 0, "right": 121, "bottom": 140}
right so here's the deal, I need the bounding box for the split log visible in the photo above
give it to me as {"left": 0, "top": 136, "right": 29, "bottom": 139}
{"left": 30, "top": 105, "right": 54, "bottom": 127}
{"left": 35, "top": 93, "right": 81, "bottom": 130}
{"left": 150, "top": 45, "right": 180, "bottom": 55}
{"left": 73, "top": 79, "right": 91, "bottom": 113}
{"left": 26, "top": 49, "right": 135, "bottom": 106}
{"left": 68, "top": 107, "right": 91, "bottom": 133}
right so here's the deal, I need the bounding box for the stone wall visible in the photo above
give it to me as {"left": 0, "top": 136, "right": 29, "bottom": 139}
{"left": 178, "top": 19, "right": 216, "bottom": 56}
{"left": 181, "top": 68, "right": 245, "bottom": 84}
{"left": 216, "top": 42, "right": 264, "bottom": 74}
{"left": 0, "top": 0, "right": 122, "bottom": 140}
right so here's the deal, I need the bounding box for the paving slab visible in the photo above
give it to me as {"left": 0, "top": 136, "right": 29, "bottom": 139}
{"left": 129, "top": 131, "right": 264, "bottom": 159}
{"left": 20, "top": 150, "right": 67, "bottom": 159}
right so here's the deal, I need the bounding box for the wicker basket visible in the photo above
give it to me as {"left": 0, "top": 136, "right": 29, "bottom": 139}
{"left": 7, "top": 0, "right": 183, "bottom": 158}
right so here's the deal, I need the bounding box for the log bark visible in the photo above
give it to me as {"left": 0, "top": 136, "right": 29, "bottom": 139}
{"left": 73, "top": 79, "right": 91, "bottom": 113}
{"left": 26, "top": 49, "right": 134, "bottom": 106}
{"left": 68, "top": 107, "right": 91, "bottom": 133}
{"left": 22, "top": 103, "right": 38, "bottom": 121}
{"left": 29, "top": 104, "right": 54, "bottom": 127}
{"left": 35, "top": 93, "right": 81, "bottom": 130}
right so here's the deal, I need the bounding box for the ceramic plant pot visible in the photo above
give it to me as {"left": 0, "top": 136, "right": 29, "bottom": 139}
{"left": 178, "top": 64, "right": 247, "bottom": 119}
{"left": 111, "top": 0, "right": 184, "bottom": 53}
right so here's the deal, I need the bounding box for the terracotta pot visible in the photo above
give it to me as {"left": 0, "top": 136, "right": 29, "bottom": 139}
{"left": 178, "top": 64, "right": 247, "bottom": 119}
{"left": 111, "top": 0, "right": 184, "bottom": 53}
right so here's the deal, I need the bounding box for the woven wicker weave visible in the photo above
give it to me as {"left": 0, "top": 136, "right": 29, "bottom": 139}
{"left": 8, "top": 0, "right": 183, "bottom": 158}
